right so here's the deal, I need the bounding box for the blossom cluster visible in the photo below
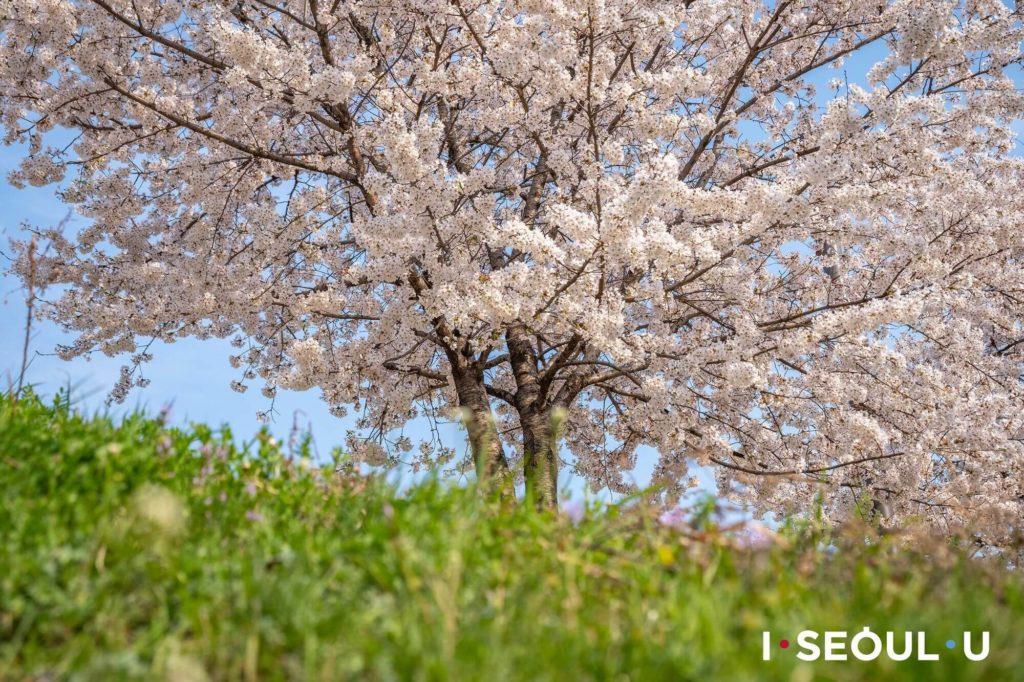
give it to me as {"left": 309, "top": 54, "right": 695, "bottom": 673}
{"left": 3, "top": 0, "right": 1024, "bottom": 541}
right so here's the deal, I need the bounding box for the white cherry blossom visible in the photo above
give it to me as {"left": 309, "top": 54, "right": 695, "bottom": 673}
{"left": 3, "top": 0, "right": 1024, "bottom": 543}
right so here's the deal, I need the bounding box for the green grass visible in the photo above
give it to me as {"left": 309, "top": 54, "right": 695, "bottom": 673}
{"left": 1, "top": 393, "right": 1023, "bottom": 681}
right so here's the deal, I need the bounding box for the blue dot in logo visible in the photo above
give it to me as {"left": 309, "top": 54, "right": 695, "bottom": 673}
{"left": 946, "top": 640, "right": 956, "bottom": 649}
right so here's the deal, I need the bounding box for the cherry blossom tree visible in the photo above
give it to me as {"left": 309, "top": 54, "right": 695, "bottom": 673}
{"left": 4, "top": 0, "right": 1024, "bottom": 541}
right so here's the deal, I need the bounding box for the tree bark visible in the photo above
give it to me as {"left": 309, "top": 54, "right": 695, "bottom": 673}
{"left": 450, "top": 362, "right": 511, "bottom": 494}
{"left": 521, "top": 408, "right": 558, "bottom": 509}
{"left": 505, "top": 322, "right": 559, "bottom": 508}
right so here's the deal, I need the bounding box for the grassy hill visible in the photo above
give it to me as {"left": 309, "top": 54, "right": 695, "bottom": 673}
{"left": 1, "top": 393, "right": 1023, "bottom": 680}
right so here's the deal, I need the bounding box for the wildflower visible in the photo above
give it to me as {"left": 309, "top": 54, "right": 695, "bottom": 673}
{"left": 156, "top": 434, "right": 173, "bottom": 457}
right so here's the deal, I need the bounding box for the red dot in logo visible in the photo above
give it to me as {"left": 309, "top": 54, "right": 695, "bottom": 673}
{"left": 780, "top": 639, "right": 790, "bottom": 649}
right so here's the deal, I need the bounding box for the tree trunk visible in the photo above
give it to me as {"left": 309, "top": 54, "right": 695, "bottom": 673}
{"left": 521, "top": 408, "right": 559, "bottom": 509}
{"left": 450, "top": 364, "right": 511, "bottom": 494}
{"left": 504, "top": 322, "right": 560, "bottom": 509}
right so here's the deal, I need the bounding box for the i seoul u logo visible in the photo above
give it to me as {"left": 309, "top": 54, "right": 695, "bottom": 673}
{"left": 762, "top": 630, "right": 990, "bottom": 662}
